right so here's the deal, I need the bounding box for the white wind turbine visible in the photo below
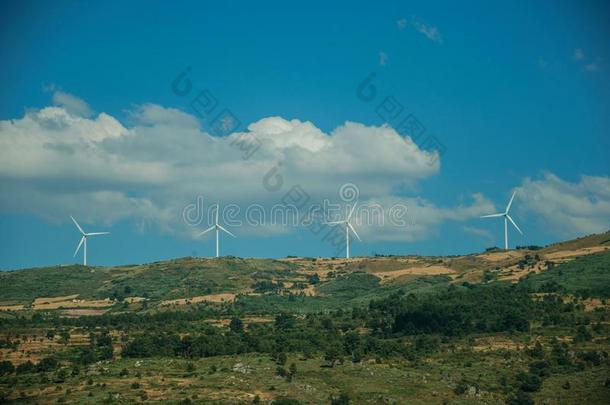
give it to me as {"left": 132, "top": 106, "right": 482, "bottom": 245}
{"left": 71, "top": 216, "right": 110, "bottom": 266}
{"left": 326, "top": 203, "right": 361, "bottom": 259}
{"left": 480, "top": 191, "right": 523, "bottom": 250}
{"left": 198, "top": 204, "right": 236, "bottom": 257}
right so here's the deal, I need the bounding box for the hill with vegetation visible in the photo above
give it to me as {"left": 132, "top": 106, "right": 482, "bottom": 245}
{"left": 0, "top": 233, "right": 609, "bottom": 404}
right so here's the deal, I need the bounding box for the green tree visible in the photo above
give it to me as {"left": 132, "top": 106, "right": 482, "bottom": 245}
{"left": 330, "top": 392, "right": 350, "bottom": 405}
{"left": 37, "top": 357, "right": 58, "bottom": 372}
{"left": 289, "top": 362, "right": 297, "bottom": 377}
{"left": 59, "top": 330, "right": 70, "bottom": 345}
{"left": 16, "top": 361, "right": 35, "bottom": 374}
{"left": 229, "top": 317, "right": 244, "bottom": 334}
{"left": 325, "top": 342, "right": 342, "bottom": 367}
{"left": 0, "top": 361, "right": 14, "bottom": 375}
{"left": 277, "top": 352, "right": 287, "bottom": 366}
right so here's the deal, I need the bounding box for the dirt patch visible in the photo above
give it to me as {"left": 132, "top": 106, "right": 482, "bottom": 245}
{"left": 0, "top": 304, "right": 25, "bottom": 311}
{"left": 375, "top": 265, "right": 455, "bottom": 282}
{"left": 478, "top": 251, "right": 524, "bottom": 262}
{"left": 300, "top": 284, "right": 317, "bottom": 296}
{"left": 543, "top": 246, "right": 609, "bottom": 261}
{"left": 473, "top": 336, "right": 522, "bottom": 352}
{"left": 32, "top": 294, "right": 80, "bottom": 305}
{"left": 499, "top": 259, "right": 548, "bottom": 282}
{"left": 32, "top": 296, "right": 115, "bottom": 310}
{"left": 161, "top": 293, "right": 236, "bottom": 306}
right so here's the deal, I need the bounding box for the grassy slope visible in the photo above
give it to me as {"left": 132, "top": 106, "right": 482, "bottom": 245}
{"left": 0, "top": 258, "right": 299, "bottom": 304}
{"left": 518, "top": 250, "right": 610, "bottom": 297}
{"left": 1, "top": 231, "right": 609, "bottom": 309}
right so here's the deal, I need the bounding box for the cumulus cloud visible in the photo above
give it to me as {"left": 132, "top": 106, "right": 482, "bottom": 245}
{"left": 0, "top": 99, "right": 466, "bottom": 240}
{"left": 347, "top": 193, "right": 495, "bottom": 242}
{"left": 517, "top": 172, "right": 610, "bottom": 237}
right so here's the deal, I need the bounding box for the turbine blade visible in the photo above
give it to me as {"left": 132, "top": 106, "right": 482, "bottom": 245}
{"left": 74, "top": 236, "right": 85, "bottom": 257}
{"left": 506, "top": 214, "right": 523, "bottom": 235}
{"left": 197, "top": 226, "right": 215, "bottom": 237}
{"left": 505, "top": 191, "right": 516, "bottom": 213}
{"left": 85, "top": 232, "right": 110, "bottom": 236}
{"left": 480, "top": 213, "right": 504, "bottom": 218}
{"left": 215, "top": 203, "right": 219, "bottom": 225}
{"left": 324, "top": 221, "right": 345, "bottom": 225}
{"left": 218, "top": 224, "right": 236, "bottom": 238}
{"left": 347, "top": 203, "right": 357, "bottom": 220}
{"left": 70, "top": 215, "right": 85, "bottom": 234}
{"left": 347, "top": 222, "right": 361, "bottom": 241}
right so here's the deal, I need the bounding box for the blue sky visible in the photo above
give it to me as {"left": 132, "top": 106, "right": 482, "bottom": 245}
{"left": 1, "top": 0, "right": 609, "bottom": 269}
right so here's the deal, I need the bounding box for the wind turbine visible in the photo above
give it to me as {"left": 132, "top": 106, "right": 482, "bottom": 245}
{"left": 71, "top": 216, "right": 110, "bottom": 266}
{"left": 326, "top": 203, "right": 361, "bottom": 259}
{"left": 198, "top": 204, "right": 235, "bottom": 257}
{"left": 480, "top": 191, "right": 523, "bottom": 250}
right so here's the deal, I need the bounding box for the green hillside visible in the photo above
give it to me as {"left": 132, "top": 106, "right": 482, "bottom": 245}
{"left": 0, "top": 233, "right": 609, "bottom": 404}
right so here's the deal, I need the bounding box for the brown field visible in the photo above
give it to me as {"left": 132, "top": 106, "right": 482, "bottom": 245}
{"left": 543, "top": 245, "right": 609, "bottom": 261}
{"left": 0, "top": 331, "right": 90, "bottom": 365}
{"left": 32, "top": 296, "right": 115, "bottom": 310}
{"left": 0, "top": 304, "right": 25, "bottom": 311}
{"left": 32, "top": 294, "right": 80, "bottom": 305}
{"left": 477, "top": 250, "right": 524, "bottom": 262}
{"left": 472, "top": 336, "right": 522, "bottom": 352}
{"left": 374, "top": 265, "right": 456, "bottom": 283}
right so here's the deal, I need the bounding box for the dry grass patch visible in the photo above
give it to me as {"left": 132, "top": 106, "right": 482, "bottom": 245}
{"left": 374, "top": 265, "right": 455, "bottom": 283}
{"left": 543, "top": 246, "right": 609, "bottom": 261}
{"left": 478, "top": 251, "right": 524, "bottom": 262}
{"left": 0, "top": 304, "right": 25, "bottom": 311}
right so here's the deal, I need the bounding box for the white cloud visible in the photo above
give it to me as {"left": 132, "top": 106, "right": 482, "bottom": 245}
{"left": 517, "top": 172, "right": 610, "bottom": 238}
{"left": 52, "top": 90, "right": 94, "bottom": 117}
{"left": 0, "top": 100, "right": 464, "bottom": 241}
{"left": 349, "top": 193, "right": 495, "bottom": 242}
{"left": 573, "top": 48, "right": 584, "bottom": 60}
{"left": 396, "top": 18, "right": 407, "bottom": 30}
{"left": 411, "top": 17, "right": 443, "bottom": 44}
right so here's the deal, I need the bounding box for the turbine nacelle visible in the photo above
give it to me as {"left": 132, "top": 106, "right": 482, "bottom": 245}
{"left": 197, "top": 203, "right": 236, "bottom": 257}
{"left": 71, "top": 216, "right": 110, "bottom": 266}
{"left": 480, "top": 191, "right": 523, "bottom": 250}
{"left": 325, "top": 203, "right": 361, "bottom": 258}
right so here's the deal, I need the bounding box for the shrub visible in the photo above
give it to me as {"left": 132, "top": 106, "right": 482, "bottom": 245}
{"left": 0, "top": 361, "right": 14, "bottom": 375}
{"left": 16, "top": 361, "right": 35, "bottom": 374}
{"left": 330, "top": 392, "right": 350, "bottom": 405}
{"left": 37, "top": 357, "right": 58, "bottom": 373}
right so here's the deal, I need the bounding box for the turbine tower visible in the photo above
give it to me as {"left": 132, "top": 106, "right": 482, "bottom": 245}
{"left": 71, "top": 216, "right": 110, "bottom": 266}
{"left": 198, "top": 204, "right": 235, "bottom": 257}
{"left": 480, "top": 191, "right": 523, "bottom": 250}
{"left": 326, "top": 203, "right": 361, "bottom": 259}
